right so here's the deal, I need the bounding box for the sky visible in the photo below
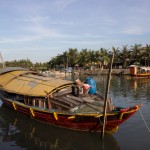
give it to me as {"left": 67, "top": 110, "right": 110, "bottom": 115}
{"left": 0, "top": 0, "right": 150, "bottom": 63}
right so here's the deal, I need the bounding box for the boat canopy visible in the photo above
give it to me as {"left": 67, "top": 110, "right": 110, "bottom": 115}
{"left": 140, "top": 67, "right": 150, "bottom": 71}
{"left": 0, "top": 67, "right": 73, "bottom": 97}
{"left": 129, "top": 65, "right": 150, "bottom": 71}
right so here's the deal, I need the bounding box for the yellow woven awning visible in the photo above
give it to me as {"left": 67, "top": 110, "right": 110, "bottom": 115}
{"left": 0, "top": 68, "right": 73, "bottom": 97}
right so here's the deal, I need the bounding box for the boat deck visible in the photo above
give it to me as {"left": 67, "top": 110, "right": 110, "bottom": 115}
{"left": 0, "top": 88, "right": 114, "bottom": 114}
{"left": 52, "top": 93, "right": 106, "bottom": 113}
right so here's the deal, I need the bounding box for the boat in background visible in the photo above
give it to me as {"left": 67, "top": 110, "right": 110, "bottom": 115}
{"left": 129, "top": 65, "right": 150, "bottom": 78}
{"left": 0, "top": 67, "right": 141, "bottom": 134}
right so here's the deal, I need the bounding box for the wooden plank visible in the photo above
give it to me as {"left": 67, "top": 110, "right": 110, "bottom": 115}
{"left": 53, "top": 97, "right": 74, "bottom": 107}
{"left": 82, "top": 94, "right": 104, "bottom": 102}
{"left": 62, "top": 96, "right": 80, "bottom": 106}
{"left": 66, "top": 94, "right": 84, "bottom": 103}
{"left": 51, "top": 100, "right": 71, "bottom": 109}
{"left": 53, "top": 87, "right": 72, "bottom": 97}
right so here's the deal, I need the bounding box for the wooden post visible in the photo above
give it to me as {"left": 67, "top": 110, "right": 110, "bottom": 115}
{"left": 32, "top": 99, "right": 35, "bottom": 106}
{"left": 0, "top": 52, "right": 6, "bottom": 68}
{"left": 44, "top": 91, "right": 52, "bottom": 109}
{"left": 101, "top": 53, "right": 114, "bottom": 139}
{"left": 71, "top": 67, "right": 75, "bottom": 81}
{"left": 46, "top": 94, "right": 51, "bottom": 109}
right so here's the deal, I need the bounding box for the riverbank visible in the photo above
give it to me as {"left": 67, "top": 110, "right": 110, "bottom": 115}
{"left": 43, "top": 68, "right": 130, "bottom": 77}
{"left": 75, "top": 68, "right": 130, "bottom": 75}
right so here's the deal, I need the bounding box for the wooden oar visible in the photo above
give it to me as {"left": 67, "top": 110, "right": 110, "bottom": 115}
{"left": 101, "top": 53, "right": 114, "bottom": 139}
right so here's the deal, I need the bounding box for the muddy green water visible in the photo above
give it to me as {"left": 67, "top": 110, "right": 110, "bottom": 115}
{"left": 0, "top": 75, "right": 150, "bottom": 150}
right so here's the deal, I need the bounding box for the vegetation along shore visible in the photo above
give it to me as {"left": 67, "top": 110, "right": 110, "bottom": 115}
{"left": 0, "top": 44, "right": 150, "bottom": 72}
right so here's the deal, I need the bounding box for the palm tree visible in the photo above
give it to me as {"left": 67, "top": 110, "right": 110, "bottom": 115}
{"left": 48, "top": 56, "right": 59, "bottom": 69}
{"left": 144, "top": 44, "right": 150, "bottom": 66}
{"left": 130, "top": 44, "right": 142, "bottom": 65}
{"left": 112, "top": 47, "right": 120, "bottom": 68}
{"left": 67, "top": 48, "right": 78, "bottom": 68}
{"left": 120, "top": 45, "right": 131, "bottom": 68}
{"left": 94, "top": 50, "right": 101, "bottom": 68}
{"left": 62, "top": 51, "right": 69, "bottom": 69}
{"left": 78, "top": 49, "right": 90, "bottom": 67}
{"left": 88, "top": 50, "right": 95, "bottom": 65}
{"left": 99, "top": 48, "right": 109, "bottom": 68}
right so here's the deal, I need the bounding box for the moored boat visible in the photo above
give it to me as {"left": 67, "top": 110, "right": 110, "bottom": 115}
{"left": 0, "top": 105, "right": 121, "bottom": 150}
{"left": 129, "top": 65, "right": 150, "bottom": 78}
{"left": 0, "top": 67, "right": 141, "bottom": 134}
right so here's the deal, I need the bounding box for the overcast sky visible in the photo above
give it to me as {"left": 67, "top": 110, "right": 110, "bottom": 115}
{"left": 0, "top": 0, "right": 150, "bottom": 63}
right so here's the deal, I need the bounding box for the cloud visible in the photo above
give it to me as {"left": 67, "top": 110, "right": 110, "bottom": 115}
{"left": 122, "top": 26, "right": 146, "bottom": 35}
{"left": 120, "top": 20, "right": 150, "bottom": 35}
{"left": 26, "top": 26, "right": 59, "bottom": 37}
{"left": 0, "top": 36, "right": 40, "bottom": 44}
{"left": 16, "top": 16, "right": 49, "bottom": 23}
{"left": 55, "top": 0, "right": 80, "bottom": 11}
{"left": 0, "top": 25, "right": 64, "bottom": 44}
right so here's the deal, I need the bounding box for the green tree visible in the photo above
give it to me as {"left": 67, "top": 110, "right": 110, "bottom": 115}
{"left": 120, "top": 45, "right": 131, "bottom": 68}
{"left": 144, "top": 44, "right": 150, "bottom": 66}
{"left": 131, "top": 44, "right": 142, "bottom": 65}
{"left": 62, "top": 51, "right": 69, "bottom": 69}
{"left": 78, "top": 49, "right": 90, "bottom": 67}
{"left": 67, "top": 48, "right": 78, "bottom": 68}
{"left": 99, "top": 48, "right": 110, "bottom": 68}
{"left": 112, "top": 47, "right": 120, "bottom": 68}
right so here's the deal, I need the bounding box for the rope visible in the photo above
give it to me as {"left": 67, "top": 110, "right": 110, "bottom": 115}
{"left": 99, "top": 115, "right": 103, "bottom": 125}
{"left": 98, "top": 115, "right": 107, "bottom": 126}
{"left": 139, "top": 108, "right": 150, "bottom": 132}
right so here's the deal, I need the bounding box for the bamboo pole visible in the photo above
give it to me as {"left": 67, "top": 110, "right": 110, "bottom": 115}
{"left": 0, "top": 52, "right": 6, "bottom": 68}
{"left": 101, "top": 53, "right": 114, "bottom": 139}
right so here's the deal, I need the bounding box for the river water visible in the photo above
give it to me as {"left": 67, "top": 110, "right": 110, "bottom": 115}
{"left": 0, "top": 75, "right": 150, "bottom": 150}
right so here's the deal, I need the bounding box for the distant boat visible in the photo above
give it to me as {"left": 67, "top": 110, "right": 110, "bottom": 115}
{"left": 129, "top": 65, "right": 150, "bottom": 78}
{"left": 0, "top": 67, "right": 141, "bottom": 134}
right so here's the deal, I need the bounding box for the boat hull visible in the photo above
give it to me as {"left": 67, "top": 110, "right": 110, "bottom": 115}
{"left": 1, "top": 97, "right": 140, "bottom": 134}
{"left": 131, "top": 73, "right": 150, "bottom": 78}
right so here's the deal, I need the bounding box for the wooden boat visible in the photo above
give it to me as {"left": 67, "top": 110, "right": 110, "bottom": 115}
{"left": 129, "top": 65, "right": 150, "bottom": 78}
{"left": 0, "top": 106, "right": 121, "bottom": 150}
{"left": 0, "top": 67, "right": 141, "bottom": 134}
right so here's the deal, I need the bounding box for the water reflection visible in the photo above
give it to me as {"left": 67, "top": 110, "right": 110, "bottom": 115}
{"left": 130, "top": 78, "right": 150, "bottom": 100}
{"left": 85, "top": 75, "right": 150, "bottom": 106}
{"left": 0, "top": 105, "right": 120, "bottom": 150}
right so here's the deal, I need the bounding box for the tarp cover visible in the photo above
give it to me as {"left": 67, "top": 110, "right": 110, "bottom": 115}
{"left": 140, "top": 67, "right": 150, "bottom": 71}
{"left": 0, "top": 67, "right": 73, "bottom": 97}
